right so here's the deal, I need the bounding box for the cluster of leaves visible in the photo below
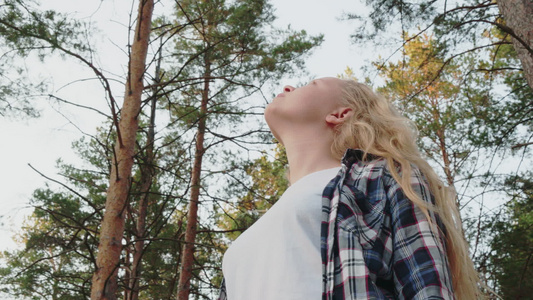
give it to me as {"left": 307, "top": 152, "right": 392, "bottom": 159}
{"left": 351, "top": 0, "right": 532, "bottom": 147}
{"left": 0, "top": 136, "right": 108, "bottom": 298}
{"left": 476, "top": 172, "right": 533, "bottom": 298}
{"left": 375, "top": 34, "right": 484, "bottom": 189}
{"left": 0, "top": 0, "right": 90, "bottom": 55}
{"left": 0, "top": 0, "right": 91, "bottom": 118}
{"left": 217, "top": 143, "right": 288, "bottom": 242}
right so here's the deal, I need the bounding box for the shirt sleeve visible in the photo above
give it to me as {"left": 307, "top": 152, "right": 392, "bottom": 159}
{"left": 388, "top": 168, "right": 455, "bottom": 300}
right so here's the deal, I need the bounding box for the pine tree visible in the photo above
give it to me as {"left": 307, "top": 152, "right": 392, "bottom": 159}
{"left": 153, "top": 1, "right": 323, "bottom": 298}
{"left": 90, "top": 0, "right": 154, "bottom": 298}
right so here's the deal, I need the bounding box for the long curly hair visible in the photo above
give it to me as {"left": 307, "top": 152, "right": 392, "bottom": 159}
{"left": 332, "top": 79, "right": 481, "bottom": 299}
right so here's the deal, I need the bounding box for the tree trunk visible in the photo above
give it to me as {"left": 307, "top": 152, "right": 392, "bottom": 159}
{"left": 90, "top": 0, "right": 154, "bottom": 299}
{"left": 497, "top": 0, "right": 533, "bottom": 89}
{"left": 128, "top": 146, "right": 152, "bottom": 300}
{"left": 123, "top": 231, "right": 132, "bottom": 300}
{"left": 176, "top": 59, "right": 212, "bottom": 300}
{"left": 127, "top": 47, "right": 162, "bottom": 300}
{"left": 168, "top": 219, "right": 185, "bottom": 298}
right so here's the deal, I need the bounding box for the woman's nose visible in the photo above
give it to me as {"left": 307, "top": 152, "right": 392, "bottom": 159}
{"left": 283, "top": 85, "right": 295, "bottom": 93}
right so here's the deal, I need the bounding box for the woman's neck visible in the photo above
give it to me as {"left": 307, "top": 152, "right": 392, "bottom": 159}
{"left": 283, "top": 133, "right": 340, "bottom": 184}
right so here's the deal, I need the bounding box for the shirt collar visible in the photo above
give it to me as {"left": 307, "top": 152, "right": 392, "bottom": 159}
{"left": 341, "top": 149, "right": 379, "bottom": 168}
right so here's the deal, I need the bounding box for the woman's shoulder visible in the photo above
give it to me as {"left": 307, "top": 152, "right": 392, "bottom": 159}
{"left": 342, "top": 149, "right": 389, "bottom": 183}
{"left": 341, "top": 149, "right": 427, "bottom": 196}
{"left": 341, "top": 150, "right": 390, "bottom": 201}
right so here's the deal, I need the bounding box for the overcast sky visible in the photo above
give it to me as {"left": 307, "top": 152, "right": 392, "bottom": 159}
{"left": 0, "top": 0, "right": 375, "bottom": 251}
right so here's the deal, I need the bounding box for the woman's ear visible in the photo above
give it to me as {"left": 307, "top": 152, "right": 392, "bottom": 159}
{"left": 325, "top": 107, "right": 353, "bottom": 125}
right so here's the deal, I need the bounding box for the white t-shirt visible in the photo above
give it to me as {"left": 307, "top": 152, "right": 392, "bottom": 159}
{"left": 222, "top": 167, "right": 341, "bottom": 300}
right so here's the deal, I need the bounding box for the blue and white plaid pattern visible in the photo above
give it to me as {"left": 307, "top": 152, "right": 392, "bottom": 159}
{"left": 219, "top": 149, "right": 454, "bottom": 299}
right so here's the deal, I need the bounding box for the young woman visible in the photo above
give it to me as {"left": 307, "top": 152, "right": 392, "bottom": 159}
{"left": 219, "top": 77, "right": 480, "bottom": 299}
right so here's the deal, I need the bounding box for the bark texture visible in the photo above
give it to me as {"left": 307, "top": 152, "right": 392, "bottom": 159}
{"left": 125, "top": 52, "right": 161, "bottom": 300}
{"left": 176, "top": 60, "right": 212, "bottom": 300}
{"left": 90, "top": 0, "right": 154, "bottom": 299}
{"left": 498, "top": 0, "right": 533, "bottom": 89}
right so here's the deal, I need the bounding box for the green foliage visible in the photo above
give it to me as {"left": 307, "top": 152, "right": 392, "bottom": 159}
{"left": 349, "top": 0, "right": 438, "bottom": 40}
{"left": 0, "top": 77, "right": 44, "bottom": 118}
{"left": 375, "top": 34, "right": 490, "bottom": 187}
{"left": 0, "top": 121, "right": 192, "bottom": 299}
{"left": 0, "top": 188, "right": 99, "bottom": 299}
{"left": 218, "top": 143, "right": 288, "bottom": 241}
{"left": 350, "top": 0, "right": 531, "bottom": 148}
{"left": 0, "top": 0, "right": 90, "bottom": 55}
{"left": 486, "top": 173, "right": 533, "bottom": 298}
{"left": 159, "top": 0, "right": 322, "bottom": 130}
{"left": 0, "top": 0, "right": 91, "bottom": 117}
{"left": 0, "top": 134, "right": 109, "bottom": 299}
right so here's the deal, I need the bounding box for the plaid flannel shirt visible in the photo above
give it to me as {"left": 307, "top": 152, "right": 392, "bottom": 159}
{"left": 218, "top": 149, "right": 454, "bottom": 299}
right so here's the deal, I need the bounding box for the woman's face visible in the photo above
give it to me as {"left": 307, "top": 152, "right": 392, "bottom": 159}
{"left": 264, "top": 77, "right": 344, "bottom": 142}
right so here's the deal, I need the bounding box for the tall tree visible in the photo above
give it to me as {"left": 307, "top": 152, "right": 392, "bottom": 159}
{"left": 0, "top": 120, "right": 191, "bottom": 300}
{"left": 90, "top": 0, "right": 154, "bottom": 299}
{"left": 123, "top": 49, "right": 162, "bottom": 300}
{"left": 375, "top": 34, "right": 486, "bottom": 197}
{"left": 155, "top": 1, "right": 323, "bottom": 298}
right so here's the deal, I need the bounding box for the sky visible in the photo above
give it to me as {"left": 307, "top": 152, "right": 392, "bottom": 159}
{"left": 0, "top": 0, "right": 375, "bottom": 251}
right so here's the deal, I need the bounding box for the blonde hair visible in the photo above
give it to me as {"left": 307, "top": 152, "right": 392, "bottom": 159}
{"left": 332, "top": 80, "right": 481, "bottom": 299}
